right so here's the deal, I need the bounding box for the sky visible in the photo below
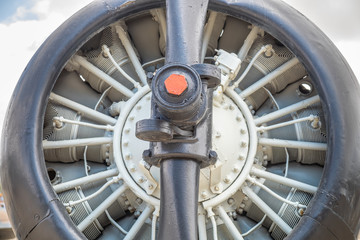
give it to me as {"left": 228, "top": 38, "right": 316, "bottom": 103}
{"left": 0, "top": 0, "right": 359, "bottom": 135}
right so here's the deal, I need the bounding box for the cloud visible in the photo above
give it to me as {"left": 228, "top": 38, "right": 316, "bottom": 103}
{"left": 0, "top": 0, "right": 92, "bottom": 133}
{"left": 282, "top": 0, "right": 360, "bottom": 41}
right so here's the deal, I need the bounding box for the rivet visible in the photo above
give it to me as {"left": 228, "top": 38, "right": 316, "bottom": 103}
{"left": 125, "top": 128, "right": 130, "bottom": 134}
{"left": 146, "top": 96, "right": 151, "bottom": 101}
{"left": 233, "top": 166, "right": 240, "bottom": 173}
{"left": 229, "top": 104, "right": 235, "bottom": 110}
{"left": 236, "top": 115, "right": 242, "bottom": 122}
{"left": 129, "top": 116, "right": 135, "bottom": 121}
{"left": 138, "top": 177, "right": 145, "bottom": 183}
{"left": 240, "top": 129, "right": 247, "bottom": 135}
{"left": 241, "top": 141, "right": 247, "bottom": 148}
{"left": 123, "top": 141, "right": 129, "bottom": 147}
{"left": 214, "top": 185, "right": 220, "bottom": 191}
{"left": 125, "top": 153, "right": 132, "bottom": 160}
{"left": 224, "top": 176, "right": 231, "bottom": 184}
{"left": 201, "top": 191, "right": 208, "bottom": 198}
{"left": 136, "top": 105, "right": 142, "bottom": 110}
{"left": 215, "top": 131, "right": 221, "bottom": 138}
{"left": 148, "top": 184, "right": 154, "bottom": 190}
{"left": 238, "top": 155, "right": 245, "bottom": 161}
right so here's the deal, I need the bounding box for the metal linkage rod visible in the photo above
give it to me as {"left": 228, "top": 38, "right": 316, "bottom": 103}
{"left": 254, "top": 95, "right": 320, "bottom": 125}
{"left": 240, "top": 58, "right": 299, "bottom": 98}
{"left": 258, "top": 138, "right": 327, "bottom": 151}
{"left": 115, "top": 24, "right": 147, "bottom": 85}
{"left": 53, "top": 168, "right": 118, "bottom": 193}
{"left": 123, "top": 205, "right": 154, "bottom": 240}
{"left": 242, "top": 186, "right": 292, "bottom": 235}
{"left": 50, "top": 93, "right": 116, "bottom": 125}
{"left": 77, "top": 184, "right": 128, "bottom": 231}
{"left": 250, "top": 168, "right": 317, "bottom": 194}
{"left": 217, "top": 206, "right": 244, "bottom": 240}
{"left": 42, "top": 137, "right": 112, "bottom": 150}
{"left": 72, "top": 55, "right": 134, "bottom": 98}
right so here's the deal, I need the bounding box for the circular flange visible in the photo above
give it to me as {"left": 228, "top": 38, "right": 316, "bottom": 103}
{"left": 114, "top": 86, "right": 257, "bottom": 205}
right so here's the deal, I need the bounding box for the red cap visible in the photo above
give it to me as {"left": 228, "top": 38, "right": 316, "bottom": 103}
{"left": 164, "top": 74, "right": 188, "bottom": 96}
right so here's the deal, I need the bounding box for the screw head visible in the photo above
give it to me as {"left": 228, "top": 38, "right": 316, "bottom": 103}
{"left": 164, "top": 74, "right": 188, "bottom": 96}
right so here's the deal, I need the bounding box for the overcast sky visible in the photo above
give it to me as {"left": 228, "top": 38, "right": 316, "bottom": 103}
{"left": 0, "top": 0, "right": 359, "bottom": 135}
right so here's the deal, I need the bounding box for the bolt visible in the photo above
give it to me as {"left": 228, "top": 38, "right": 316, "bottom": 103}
{"left": 148, "top": 184, "right": 154, "bottom": 190}
{"left": 240, "top": 203, "right": 246, "bottom": 208}
{"left": 136, "top": 198, "right": 143, "bottom": 205}
{"left": 298, "top": 208, "right": 305, "bottom": 216}
{"left": 136, "top": 105, "right": 142, "bottom": 110}
{"left": 147, "top": 72, "right": 154, "bottom": 81}
{"left": 209, "top": 151, "right": 218, "bottom": 163}
{"left": 138, "top": 177, "right": 145, "bottom": 183}
{"left": 236, "top": 115, "right": 242, "bottom": 122}
{"left": 263, "top": 155, "right": 268, "bottom": 160}
{"left": 134, "top": 211, "right": 141, "bottom": 218}
{"left": 214, "top": 185, "right": 220, "bottom": 191}
{"left": 240, "top": 129, "right": 247, "bottom": 135}
{"left": 241, "top": 141, "right": 248, "bottom": 148}
{"left": 244, "top": 196, "right": 249, "bottom": 201}
{"left": 125, "top": 153, "right": 132, "bottom": 160}
{"left": 143, "top": 149, "right": 152, "bottom": 159}
{"left": 229, "top": 104, "right": 235, "bottom": 110}
{"left": 53, "top": 119, "right": 64, "bottom": 129}
{"left": 227, "top": 198, "right": 235, "bottom": 205}
{"left": 237, "top": 208, "right": 244, "bottom": 215}
{"left": 130, "top": 166, "right": 136, "bottom": 172}
{"left": 66, "top": 206, "right": 73, "bottom": 214}
{"left": 124, "top": 128, "right": 130, "bottom": 134}
{"left": 129, "top": 116, "right": 135, "bottom": 121}
{"left": 123, "top": 141, "right": 129, "bottom": 147}
{"left": 238, "top": 155, "right": 245, "bottom": 161}
{"left": 164, "top": 74, "right": 188, "bottom": 96}
{"left": 233, "top": 166, "right": 240, "bottom": 173}
{"left": 146, "top": 95, "right": 151, "bottom": 101}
